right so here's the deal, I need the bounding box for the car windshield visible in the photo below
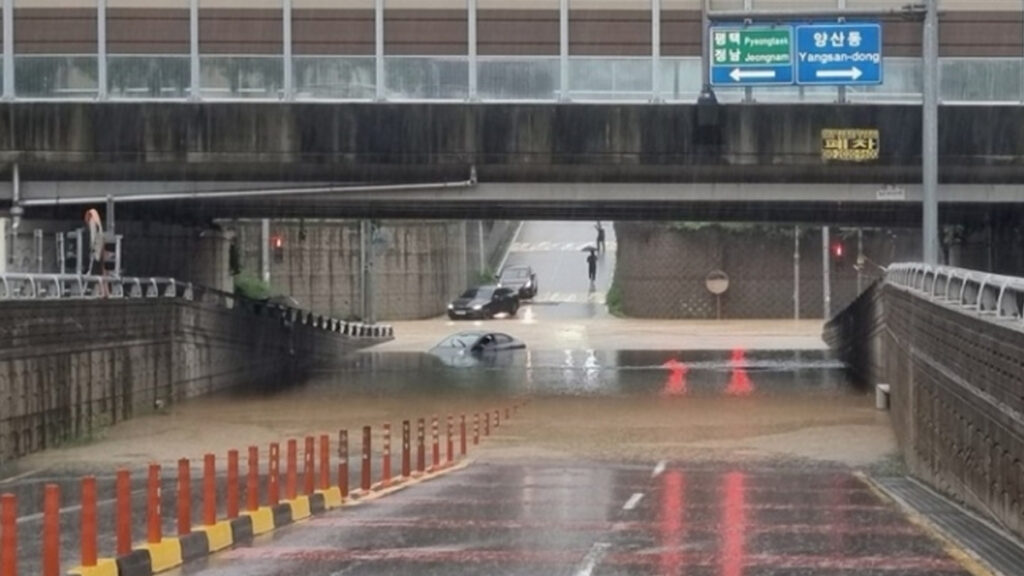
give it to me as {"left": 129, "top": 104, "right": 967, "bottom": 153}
{"left": 500, "top": 268, "right": 530, "bottom": 280}
{"left": 460, "top": 288, "right": 493, "bottom": 299}
{"left": 437, "top": 334, "right": 482, "bottom": 349}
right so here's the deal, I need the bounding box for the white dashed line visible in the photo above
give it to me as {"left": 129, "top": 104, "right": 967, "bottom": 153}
{"left": 652, "top": 460, "right": 667, "bottom": 478}
{"left": 574, "top": 542, "right": 611, "bottom": 576}
{"left": 622, "top": 492, "right": 644, "bottom": 511}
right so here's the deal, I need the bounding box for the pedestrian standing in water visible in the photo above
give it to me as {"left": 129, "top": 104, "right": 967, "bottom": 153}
{"left": 595, "top": 222, "right": 606, "bottom": 253}
{"left": 587, "top": 249, "right": 598, "bottom": 283}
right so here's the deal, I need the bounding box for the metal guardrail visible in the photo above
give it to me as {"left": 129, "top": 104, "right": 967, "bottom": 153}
{"left": 0, "top": 273, "right": 394, "bottom": 338}
{"left": 887, "top": 263, "right": 1024, "bottom": 323}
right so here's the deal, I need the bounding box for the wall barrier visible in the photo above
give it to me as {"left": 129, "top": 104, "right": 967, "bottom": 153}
{"left": 0, "top": 273, "right": 395, "bottom": 340}
{"left": 0, "top": 401, "right": 528, "bottom": 576}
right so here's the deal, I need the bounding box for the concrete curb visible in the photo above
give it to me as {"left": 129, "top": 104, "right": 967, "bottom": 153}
{"left": 70, "top": 462, "right": 469, "bottom": 576}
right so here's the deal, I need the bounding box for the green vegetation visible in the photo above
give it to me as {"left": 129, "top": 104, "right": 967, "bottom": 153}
{"left": 477, "top": 267, "right": 497, "bottom": 285}
{"left": 233, "top": 272, "right": 274, "bottom": 301}
{"left": 606, "top": 278, "right": 624, "bottom": 317}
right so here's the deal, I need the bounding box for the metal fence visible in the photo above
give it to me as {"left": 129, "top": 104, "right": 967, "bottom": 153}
{"left": 887, "top": 263, "right": 1024, "bottom": 324}
{"left": 0, "top": 273, "right": 394, "bottom": 338}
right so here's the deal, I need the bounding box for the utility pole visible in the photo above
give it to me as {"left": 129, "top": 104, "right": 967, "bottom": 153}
{"left": 822, "top": 226, "right": 831, "bottom": 319}
{"left": 922, "top": 0, "right": 940, "bottom": 264}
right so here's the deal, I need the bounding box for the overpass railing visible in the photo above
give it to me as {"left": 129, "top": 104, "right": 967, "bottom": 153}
{"left": 887, "top": 263, "right": 1024, "bottom": 324}
{"left": 0, "top": 273, "right": 394, "bottom": 339}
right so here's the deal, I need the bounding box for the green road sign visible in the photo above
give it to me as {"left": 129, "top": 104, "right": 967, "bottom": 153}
{"left": 711, "top": 27, "right": 792, "bottom": 66}
{"left": 710, "top": 27, "right": 794, "bottom": 86}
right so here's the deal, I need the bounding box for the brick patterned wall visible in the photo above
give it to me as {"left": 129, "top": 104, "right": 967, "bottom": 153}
{"left": 826, "top": 282, "right": 1024, "bottom": 541}
{"left": 614, "top": 223, "right": 917, "bottom": 319}
{"left": 0, "top": 298, "right": 368, "bottom": 464}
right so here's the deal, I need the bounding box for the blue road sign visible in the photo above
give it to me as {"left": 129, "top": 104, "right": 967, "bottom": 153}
{"left": 709, "top": 26, "right": 795, "bottom": 87}
{"left": 795, "top": 23, "right": 882, "bottom": 85}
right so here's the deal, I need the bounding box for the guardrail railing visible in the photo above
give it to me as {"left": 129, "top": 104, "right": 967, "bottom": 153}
{"left": 0, "top": 273, "right": 394, "bottom": 338}
{"left": 887, "top": 263, "right": 1024, "bottom": 324}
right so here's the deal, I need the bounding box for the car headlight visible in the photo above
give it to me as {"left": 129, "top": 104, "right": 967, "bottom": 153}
{"left": 524, "top": 281, "right": 532, "bottom": 289}
{"left": 472, "top": 305, "right": 483, "bottom": 310}
{"left": 447, "top": 303, "right": 454, "bottom": 309}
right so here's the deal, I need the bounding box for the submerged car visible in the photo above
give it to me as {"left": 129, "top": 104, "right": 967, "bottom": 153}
{"left": 431, "top": 331, "right": 527, "bottom": 354}
{"left": 448, "top": 285, "right": 519, "bottom": 319}
{"left": 497, "top": 265, "right": 538, "bottom": 300}
{"left": 429, "top": 331, "right": 527, "bottom": 368}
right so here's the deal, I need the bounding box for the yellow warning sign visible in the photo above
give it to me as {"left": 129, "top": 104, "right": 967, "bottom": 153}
{"left": 822, "top": 128, "right": 879, "bottom": 162}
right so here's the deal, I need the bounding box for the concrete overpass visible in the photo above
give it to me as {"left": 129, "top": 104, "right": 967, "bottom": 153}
{"left": 0, "top": 102, "right": 1022, "bottom": 225}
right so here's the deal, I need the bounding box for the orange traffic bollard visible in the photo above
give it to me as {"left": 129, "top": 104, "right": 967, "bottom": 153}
{"left": 2, "top": 493, "right": 17, "bottom": 576}
{"left": 401, "top": 420, "right": 411, "bottom": 477}
{"left": 286, "top": 439, "right": 298, "bottom": 500}
{"left": 247, "top": 446, "right": 260, "bottom": 512}
{"left": 43, "top": 484, "right": 60, "bottom": 576}
{"left": 304, "top": 437, "right": 315, "bottom": 496}
{"left": 361, "top": 426, "right": 372, "bottom": 492}
{"left": 227, "top": 450, "right": 240, "bottom": 519}
{"left": 338, "top": 430, "right": 349, "bottom": 498}
{"left": 116, "top": 470, "right": 132, "bottom": 556}
{"left": 431, "top": 416, "right": 440, "bottom": 468}
{"left": 147, "top": 464, "right": 162, "bottom": 544}
{"left": 381, "top": 423, "right": 392, "bottom": 485}
{"left": 81, "top": 476, "right": 98, "bottom": 567}
{"left": 446, "top": 415, "right": 454, "bottom": 464}
{"left": 416, "top": 418, "right": 426, "bottom": 473}
{"left": 268, "top": 442, "right": 280, "bottom": 506}
{"left": 319, "top": 435, "right": 330, "bottom": 491}
{"left": 474, "top": 413, "right": 480, "bottom": 445}
{"left": 485, "top": 411, "right": 491, "bottom": 436}
{"left": 178, "top": 459, "right": 192, "bottom": 536}
{"left": 460, "top": 414, "right": 467, "bottom": 456}
{"left": 203, "top": 454, "right": 217, "bottom": 526}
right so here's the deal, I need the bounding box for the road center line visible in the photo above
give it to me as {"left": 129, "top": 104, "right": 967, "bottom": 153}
{"left": 623, "top": 492, "right": 644, "bottom": 511}
{"left": 574, "top": 542, "right": 610, "bottom": 576}
{"left": 652, "top": 460, "right": 666, "bottom": 478}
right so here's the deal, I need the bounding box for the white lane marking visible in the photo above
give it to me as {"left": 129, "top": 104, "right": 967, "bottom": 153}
{"left": 574, "top": 542, "right": 611, "bottom": 576}
{"left": 623, "top": 492, "right": 644, "bottom": 511}
{"left": 652, "top": 460, "right": 667, "bottom": 478}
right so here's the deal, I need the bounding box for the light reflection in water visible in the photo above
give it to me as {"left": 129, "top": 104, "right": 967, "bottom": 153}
{"left": 722, "top": 471, "right": 748, "bottom": 576}
{"left": 659, "top": 469, "right": 686, "bottom": 574}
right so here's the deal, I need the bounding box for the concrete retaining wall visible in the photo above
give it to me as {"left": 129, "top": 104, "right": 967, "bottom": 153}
{"left": 825, "top": 281, "right": 1024, "bottom": 541}
{"left": 226, "top": 219, "right": 516, "bottom": 321}
{"left": 0, "top": 296, "right": 375, "bottom": 465}
{"left": 613, "top": 223, "right": 919, "bottom": 319}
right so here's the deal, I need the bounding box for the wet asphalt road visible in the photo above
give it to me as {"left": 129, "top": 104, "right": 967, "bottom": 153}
{"left": 500, "top": 220, "right": 616, "bottom": 320}
{"left": 172, "top": 460, "right": 970, "bottom": 576}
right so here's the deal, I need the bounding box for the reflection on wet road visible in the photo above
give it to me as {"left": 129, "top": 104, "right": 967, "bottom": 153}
{"left": 317, "top": 349, "right": 858, "bottom": 397}
{"left": 179, "top": 460, "right": 970, "bottom": 576}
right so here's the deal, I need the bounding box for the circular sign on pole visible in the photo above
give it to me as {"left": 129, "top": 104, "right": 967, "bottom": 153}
{"left": 705, "top": 270, "right": 730, "bottom": 295}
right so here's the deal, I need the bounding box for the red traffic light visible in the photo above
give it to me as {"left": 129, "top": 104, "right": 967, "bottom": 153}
{"left": 831, "top": 242, "right": 844, "bottom": 259}
{"left": 272, "top": 235, "right": 283, "bottom": 249}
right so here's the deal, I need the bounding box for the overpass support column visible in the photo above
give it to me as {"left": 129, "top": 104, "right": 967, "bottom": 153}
{"left": 2, "top": 0, "right": 12, "bottom": 100}
{"left": 0, "top": 217, "right": 7, "bottom": 274}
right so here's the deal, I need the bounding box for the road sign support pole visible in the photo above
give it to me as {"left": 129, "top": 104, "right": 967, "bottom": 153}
{"left": 794, "top": 225, "right": 800, "bottom": 320}
{"left": 700, "top": 0, "right": 710, "bottom": 89}
{"left": 559, "top": 0, "right": 569, "bottom": 101}
{"left": 922, "top": 0, "right": 939, "bottom": 264}
{"left": 822, "top": 226, "right": 831, "bottom": 319}
{"left": 651, "top": 0, "right": 660, "bottom": 102}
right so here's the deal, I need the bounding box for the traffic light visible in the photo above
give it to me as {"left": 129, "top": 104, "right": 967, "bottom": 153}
{"left": 271, "top": 234, "right": 284, "bottom": 263}
{"left": 831, "top": 240, "right": 845, "bottom": 263}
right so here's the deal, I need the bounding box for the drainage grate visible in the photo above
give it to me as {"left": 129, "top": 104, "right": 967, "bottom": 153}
{"left": 873, "top": 476, "right": 1024, "bottom": 576}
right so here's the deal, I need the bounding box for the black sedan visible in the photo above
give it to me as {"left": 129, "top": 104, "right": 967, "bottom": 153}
{"left": 448, "top": 286, "right": 519, "bottom": 319}
{"left": 497, "top": 265, "right": 538, "bottom": 300}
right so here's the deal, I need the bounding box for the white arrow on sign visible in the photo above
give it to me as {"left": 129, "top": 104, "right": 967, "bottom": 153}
{"left": 729, "top": 68, "right": 777, "bottom": 82}
{"left": 815, "top": 67, "right": 863, "bottom": 81}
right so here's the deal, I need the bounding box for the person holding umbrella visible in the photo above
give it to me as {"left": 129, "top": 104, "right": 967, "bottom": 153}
{"left": 586, "top": 247, "right": 598, "bottom": 284}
